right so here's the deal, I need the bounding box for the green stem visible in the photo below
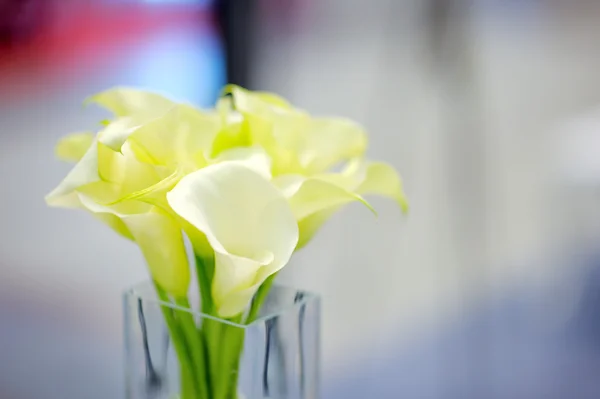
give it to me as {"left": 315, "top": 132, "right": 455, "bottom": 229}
{"left": 195, "top": 255, "right": 219, "bottom": 398}
{"left": 193, "top": 257, "right": 278, "bottom": 399}
{"left": 220, "top": 316, "right": 245, "bottom": 399}
{"left": 154, "top": 283, "right": 200, "bottom": 399}
{"left": 210, "top": 271, "right": 277, "bottom": 399}
{"left": 195, "top": 255, "right": 215, "bottom": 314}
{"left": 175, "top": 297, "right": 210, "bottom": 399}
{"left": 246, "top": 273, "right": 277, "bottom": 324}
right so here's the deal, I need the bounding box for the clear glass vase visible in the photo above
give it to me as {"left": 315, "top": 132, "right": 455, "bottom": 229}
{"left": 123, "top": 281, "right": 321, "bottom": 399}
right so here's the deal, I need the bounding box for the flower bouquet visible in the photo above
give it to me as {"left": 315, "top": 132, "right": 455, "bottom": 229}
{"left": 46, "top": 86, "right": 408, "bottom": 399}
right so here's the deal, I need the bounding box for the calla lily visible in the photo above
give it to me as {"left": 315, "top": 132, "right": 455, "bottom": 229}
{"left": 46, "top": 92, "right": 277, "bottom": 296}
{"left": 167, "top": 162, "right": 298, "bottom": 318}
{"left": 46, "top": 84, "right": 410, "bottom": 399}
{"left": 220, "top": 86, "right": 408, "bottom": 247}
{"left": 45, "top": 101, "right": 227, "bottom": 296}
{"left": 47, "top": 136, "right": 191, "bottom": 296}
{"left": 223, "top": 85, "right": 368, "bottom": 175}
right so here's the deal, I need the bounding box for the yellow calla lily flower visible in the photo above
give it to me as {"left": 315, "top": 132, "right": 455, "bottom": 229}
{"left": 167, "top": 162, "right": 299, "bottom": 317}
{"left": 223, "top": 85, "right": 368, "bottom": 175}
{"left": 47, "top": 84, "right": 408, "bottom": 307}
{"left": 46, "top": 90, "right": 279, "bottom": 297}
{"left": 47, "top": 135, "right": 190, "bottom": 296}
{"left": 218, "top": 86, "right": 408, "bottom": 248}
{"left": 46, "top": 100, "right": 228, "bottom": 296}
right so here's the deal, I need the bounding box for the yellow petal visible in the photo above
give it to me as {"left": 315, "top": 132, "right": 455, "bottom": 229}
{"left": 225, "top": 86, "right": 367, "bottom": 175}
{"left": 94, "top": 212, "right": 134, "bottom": 240}
{"left": 167, "top": 162, "right": 298, "bottom": 317}
{"left": 123, "top": 211, "right": 191, "bottom": 297}
{"left": 224, "top": 85, "right": 292, "bottom": 114}
{"left": 79, "top": 193, "right": 189, "bottom": 297}
{"left": 300, "top": 117, "right": 368, "bottom": 174}
{"left": 280, "top": 176, "right": 375, "bottom": 221}
{"left": 95, "top": 141, "right": 161, "bottom": 193}
{"left": 46, "top": 140, "right": 100, "bottom": 208}
{"left": 295, "top": 207, "right": 338, "bottom": 250}
{"left": 87, "top": 87, "right": 175, "bottom": 118}
{"left": 210, "top": 122, "right": 249, "bottom": 157}
{"left": 356, "top": 161, "right": 409, "bottom": 213}
{"left": 55, "top": 132, "right": 94, "bottom": 162}
{"left": 129, "top": 105, "right": 221, "bottom": 168}
{"left": 275, "top": 175, "right": 375, "bottom": 249}
{"left": 98, "top": 117, "right": 143, "bottom": 152}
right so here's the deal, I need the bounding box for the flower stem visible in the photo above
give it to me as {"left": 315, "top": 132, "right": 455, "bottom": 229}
{"left": 175, "top": 297, "right": 210, "bottom": 399}
{"left": 154, "top": 283, "right": 201, "bottom": 399}
{"left": 246, "top": 273, "right": 277, "bottom": 323}
{"left": 195, "top": 255, "right": 215, "bottom": 314}
{"left": 219, "top": 316, "right": 245, "bottom": 399}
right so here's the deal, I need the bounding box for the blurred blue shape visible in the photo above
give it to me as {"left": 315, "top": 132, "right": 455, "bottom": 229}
{"left": 122, "top": 27, "right": 226, "bottom": 107}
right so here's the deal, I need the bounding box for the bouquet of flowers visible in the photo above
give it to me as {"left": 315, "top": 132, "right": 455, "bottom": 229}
{"left": 46, "top": 86, "right": 408, "bottom": 399}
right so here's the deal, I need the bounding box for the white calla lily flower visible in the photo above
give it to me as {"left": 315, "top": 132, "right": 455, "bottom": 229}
{"left": 167, "top": 162, "right": 298, "bottom": 317}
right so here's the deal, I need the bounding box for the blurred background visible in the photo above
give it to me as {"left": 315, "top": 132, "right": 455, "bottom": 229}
{"left": 3, "top": 0, "right": 600, "bottom": 397}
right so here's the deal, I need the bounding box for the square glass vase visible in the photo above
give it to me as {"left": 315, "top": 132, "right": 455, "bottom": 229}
{"left": 124, "top": 281, "right": 321, "bottom": 399}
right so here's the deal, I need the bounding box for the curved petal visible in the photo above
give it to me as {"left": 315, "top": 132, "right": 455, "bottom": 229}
{"left": 129, "top": 105, "right": 221, "bottom": 168}
{"left": 301, "top": 117, "right": 367, "bottom": 174}
{"left": 55, "top": 132, "right": 94, "bottom": 162}
{"left": 210, "top": 122, "right": 249, "bottom": 157}
{"left": 94, "top": 141, "right": 162, "bottom": 195}
{"left": 87, "top": 87, "right": 175, "bottom": 117}
{"left": 224, "top": 85, "right": 292, "bottom": 115}
{"left": 167, "top": 162, "right": 298, "bottom": 317}
{"left": 282, "top": 177, "right": 375, "bottom": 221}
{"left": 212, "top": 252, "right": 272, "bottom": 318}
{"left": 94, "top": 212, "right": 134, "bottom": 240}
{"left": 213, "top": 147, "right": 272, "bottom": 179}
{"left": 98, "top": 117, "right": 144, "bottom": 152}
{"left": 295, "top": 207, "right": 338, "bottom": 250}
{"left": 275, "top": 175, "right": 375, "bottom": 249}
{"left": 79, "top": 194, "right": 189, "bottom": 297}
{"left": 123, "top": 211, "right": 191, "bottom": 297}
{"left": 355, "top": 161, "right": 409, "bottom": 213}
{"left": 45, "top": 140, "right": 100, "bottom": 208}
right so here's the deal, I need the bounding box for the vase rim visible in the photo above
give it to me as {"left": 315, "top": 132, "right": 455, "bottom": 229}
{"left": 124, "top": 280, "right": 320, "bottom": 328}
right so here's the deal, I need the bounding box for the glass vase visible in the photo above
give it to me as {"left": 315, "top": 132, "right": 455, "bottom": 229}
{"left": 123, "top": 281, "right": 321, "bottom": 399}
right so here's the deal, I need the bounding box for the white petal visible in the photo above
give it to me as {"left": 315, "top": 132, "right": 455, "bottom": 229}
{"left": 167, "top": 162, "right": 298, "bottom": 316}
{"left": 212, "top": 252, "right": 272, "bottom": 318}
{"left": 272, "top": 174, "right": 304, "bottom": 197}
